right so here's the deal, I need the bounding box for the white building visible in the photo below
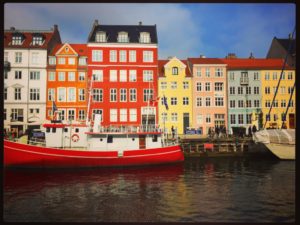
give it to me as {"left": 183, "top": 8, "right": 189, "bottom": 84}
{"left": 4, "top": 25, "right": 61, "bottom": 136}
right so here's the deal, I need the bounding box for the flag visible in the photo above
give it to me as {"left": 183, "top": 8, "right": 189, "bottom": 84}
{"left": 150, "top": 97, "right": 160, "bottom": 107}
{"left": 163, "top": 95, "right": 169, "bottom": 110}
{"left": 52, "top": 101, "right": 58, "bottom": 113}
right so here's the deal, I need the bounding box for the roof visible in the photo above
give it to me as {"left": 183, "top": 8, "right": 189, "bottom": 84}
{"left": 88, "top": 24, "right": 158, "bottom": 44}
{"left": 275, "top": 38, "right": 296, "bottom": 55}
{"left": 221, "top": 58, "right": 293, "bottom": 70}
{"left": 158, "top": 59, "right": 192, "bottom": 78}
{"left": 187, "top": 58, "right": 226, "bottom": 65}
{"left": 49, "top": 43, "right": 88, "bottom": 56}
{"left": 4, "top": 25, "right": 61, "bottom": 49}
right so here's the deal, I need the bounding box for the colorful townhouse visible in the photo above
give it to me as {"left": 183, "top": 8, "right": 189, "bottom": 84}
{"left": 46, "top": 43, "right": 88, "bottom": 122}
{"left": 4, "top": 25, "right": 61, "bottom": 136}
{"left": 86, "top": 20, "right": 158, "bottom": 127}
{"left": 187, "top": 57, "right": 227, "bottom": 135}
{"left": 158, "top": 57, "right": 193, "bottom": 135}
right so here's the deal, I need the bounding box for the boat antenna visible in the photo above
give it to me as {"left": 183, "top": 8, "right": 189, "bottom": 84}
{"left": 263, "top": 26, "right": 295, "bottom": 129}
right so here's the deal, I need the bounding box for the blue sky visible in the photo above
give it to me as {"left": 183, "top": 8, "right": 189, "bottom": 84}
{"left": 4, "top": 3, "right": 295, "bottom": 59}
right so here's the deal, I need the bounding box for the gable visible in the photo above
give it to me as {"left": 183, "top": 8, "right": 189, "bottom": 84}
{"left": 164, "top": 57, "right": 186, "bottom": 69}
{"left": 56, "top": 43, "right": 78, "bottom": 56}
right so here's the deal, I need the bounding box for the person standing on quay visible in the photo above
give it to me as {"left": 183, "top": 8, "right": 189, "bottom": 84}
{"left": 252, "top": 125, "right": 257, "bottom": 133}
{"left": 248, "top": 126, "right": 252, "bottom": 137}
{"left": 171, "top": 126, "right": 175, "bottom": 139}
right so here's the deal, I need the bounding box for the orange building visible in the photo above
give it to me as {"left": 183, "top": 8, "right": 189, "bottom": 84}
{"left": 46, "top": 43, "right": 88, "bottom": 123}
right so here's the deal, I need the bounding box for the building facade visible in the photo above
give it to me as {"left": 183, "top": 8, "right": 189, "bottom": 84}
{"left": 158, "top": 57, "right": 193, "bottom": 135}
{"left": 46, "top": 43, "right": 88, "bottom": 123}
{"left": 188, "top": 58, "right": 227, "bottom": 135}
{"left": 4, "top": 25, "right": 61, "bottom": 136}
{"left": 86, "top": 20, "right": 158, "bottom": 127}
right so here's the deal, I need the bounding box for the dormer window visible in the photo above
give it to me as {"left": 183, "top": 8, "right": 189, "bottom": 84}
{"left": 140, "top": 32, "right": 151, "bottom": 43}
{"left": 12, "top": 35, "right": 23, "bottom": 45}
{"left": 95, "top": 32, "right": 106, "bottom": 42}
{"left": 118, "top": 32, "right": 129, "bottom": 43}
{"left": 32, "top": 36, "right": 44, "bottom": 45}
{"left": 172, "top": 67, "right": 179, "bottom": 75}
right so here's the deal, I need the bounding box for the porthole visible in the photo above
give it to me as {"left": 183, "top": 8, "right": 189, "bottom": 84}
{"left": 132, "top": 138, "right": 135, "bottom": 141}
{"left": 100, "top": 138, "right": 103, "bottom": 142}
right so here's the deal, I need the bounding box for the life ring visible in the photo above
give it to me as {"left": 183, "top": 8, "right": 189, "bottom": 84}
{"left": 71, "top": 134, "right": 80, "bottom": 142}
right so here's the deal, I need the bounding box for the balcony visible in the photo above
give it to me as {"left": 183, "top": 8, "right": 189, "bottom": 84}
{"left": 240, "top": 77, "right": 249, "bottom": 85}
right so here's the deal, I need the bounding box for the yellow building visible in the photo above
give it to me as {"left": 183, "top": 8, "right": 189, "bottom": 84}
{"left": 158, "top": 57, "right": 193, "bottom": 135}
{"left": 261, "top": 68, "right": 295, "bottom": 129}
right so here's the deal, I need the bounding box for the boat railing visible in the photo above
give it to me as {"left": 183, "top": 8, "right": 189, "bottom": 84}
{"left": 93, "top": 124, "right": 162, "bottom": 133}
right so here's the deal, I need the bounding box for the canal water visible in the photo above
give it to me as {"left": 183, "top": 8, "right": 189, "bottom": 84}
{"left": 3, "top": 157, "right": 295, "bottom": 222}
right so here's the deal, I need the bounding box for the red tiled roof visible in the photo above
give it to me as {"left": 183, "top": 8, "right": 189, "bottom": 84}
{"left": 49, "top": 43, "right": 88, "bottom": 56}
{"left": 221, "top": 58, "right": 292, "bottom": 70}
{"left": 4, "top": 30, "right": 56, "bottom": 49}
{"left": 187, "top": 57, "right": 226, "bottom": 65}
{"left": 158, "top": 59, "right": 192, "bottom": 78}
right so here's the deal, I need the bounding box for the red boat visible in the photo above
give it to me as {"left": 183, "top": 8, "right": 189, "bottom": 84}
{"left": 4, "top": 119, "right": 184, "bottom": 168}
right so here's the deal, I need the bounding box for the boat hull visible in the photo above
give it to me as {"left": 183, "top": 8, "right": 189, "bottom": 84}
{"left": 265, "top": 143, "right": 295, "bottom": 160}
{"left": 4, "top": 140, "right": 184, "bottom": 168}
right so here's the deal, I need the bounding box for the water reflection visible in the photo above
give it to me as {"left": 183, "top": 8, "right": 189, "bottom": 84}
{"left": 4, "top": 158, "right": 295, "bottom": 222}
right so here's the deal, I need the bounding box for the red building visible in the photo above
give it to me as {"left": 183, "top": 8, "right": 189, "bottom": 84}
{"left": 87, "top": 20, "right": 158, "bottom": 127}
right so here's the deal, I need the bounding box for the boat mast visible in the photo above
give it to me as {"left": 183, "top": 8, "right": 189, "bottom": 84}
{"left": 281, "top": 82, "right": 295, "bottom": 129}
{"left": 86, "top": 77, "right": 94, "bottom": 126}
{"left": 263, "top": 26, "right": 295, "bottom": 129}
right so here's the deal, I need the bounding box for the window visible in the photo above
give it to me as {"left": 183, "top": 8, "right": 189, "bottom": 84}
{"left": 129, "top": 70, "right": 137, "bottom": 82}
{"left": 4, "top": 109, "right": 7, "bottom": 120}
{"left": 288, "top": 86, "right": 293, "bottom": 94}
{"left": 171, "top": 97, "right": 177, "bottom": 105}
{"left": 238, "top": 100, "right": 244, "bottom": 108}
{"left": 12, "top": 36, "right": 22, "bottom": 45}
{"left": 172, "top": 67, "right": 178, "bottom": 75}
{"left": 68, "top": 72, "right": 75, "bottom": 81}
{"left": 171, "top": 81, "right": 177, "bottom": 89}
{"left": 130, "top": 89, "right": 137, "bottom": 102}
{"left": 140, "top": 32, "right": 150, "bottom": 43}
{"left": 196, "top": 114, "right": 203, "bottom": 124}
{"left": 96, "top": 32, "right": 106, "bottom": 42}
{"left": 58, "top": 72, "right": 65, "bottom": 81}
{"left": 288, "top": 100, "right": 294, "bottom": 107}
{"left": 14, "top": 88, "right": 21, "bottom": 100}
{"left": 110, "top": 109, "right": 118, "bottom": 122}
{"left": 120, "top": 89, "right": 127, "bottom": 102}
{"left": 78, "top": 57, "right": 87, "bottom": 65}
{"left": 254, "top": 72, "right": 259, "bottom": 80}
{"left": 15, "top": 71, "right": 22, "bottom": 79}
{"left": 92, "top": 70, "right": 103, "bottom": 81}
{"left": 196, "top": 82, "right": 202, "bottom": 92}
{"left": 118, "top": 32, "right": 129, "bottom": 42}
{"left": 78, "top": 89, "right": 85, "bottom": 101}
{"left": 161, "top": 113, "right": 167, "bottom": 122}
{"left": 215, "top": 97, "right": 224, "bottom": 106}
{"left": 183, "top": 97, "right": 189, "bottom": 105}
{"left": 161, "top": 97, "right": 168, "bottom": 106}
{"left": 196, "top": 68, "right": 201, "bottom": 77}
{"left": 143, "top": 70, "right": 153, "bottom": 82}
{"left": 254, "top": 87, "right": 259, "bottom": 94}
{"left": 229, "top": 87, "right": 235, "bottom": 95}
{"left": 68, "top": 58, "right": 75, "bottom": 65}
{"left": 215, "top": 68, "right": 223, "bottom": 77}
{"left": 15, "top": 52, "right": 22, "bottom": 63}
{"left": 4, "top": 88, "right": 7, "bottom": 100}
{"left": 205, "top": 68, "right": 210, "bottom": 77}
{"left": 119, "top": 50, "right": 127, "bottom": 62}
{"left": 110, "top": 70, "right": 117, "bottom": 82}
{"left": 171, "top": 113, "right": 178, "bottom": 122}
{"left": 281, "top": 72, "right": 285, "bottom": 80}
{"left": 254, "top": 100, "right": 260, "bottom": 107}
{"left": 230, "top": 114, "right": 236, "bottom": 124}
{"left": 4, "top": 52, "right": 8, "bottom": 62}
{"left": 57, "top": 110, "right": 65, "bottom": 120}
{"left": 129, "top": 50, "right": 136, "bottom": 62}
{"left": 183, "top": 81, "right": 189, "bottom": 89}
{"left": 110, "top": 50, "right": 117, "bottom": 62}
{"left": 265, "top": 87, "right": 270, "bottom": 94}
{"left": 49, "top": 57, "right": 56, "bottom": 65}
{"left": 129, "top": 109, "right": 137, "bottom": 122}
{"left": 58, "top": 88, "right": 66, "bottom": 102}
{"left": 31, "top": 52, "right": 39, "bottom": 64}
{"left": 92, "top": 50, "right": 103, "bottom": 62}
{"left": 68, "top": 109, "right": 75, "bottom": 121}
{"left": 272, "top": 72, "right": 277, "bottom": 80}
{"left": 143, "top": 51, "right": 153, "bottom": 62}
{"left": 93, "top": 89, "right": 103, "bottom": 102}
{"left": 246, "top": 87, "right": 251, "bottom": 95}
{"left": 48, "top": 88, "right": 55, "bottom": 101}
{"left": 205, "top": 82, "right": 211, "bottom": 91}
{"left": 196, "top": 97, "right": 202, "bottom": 107}
{"left": 58, "top": 57, "right": 65, "bottom": 65}
{"left": 281, "top": 100, "right": 286, "bottom": 108}
{"left": 265, "top": 72, "right": 270, "bottom": 80}
{"left": 79, "top": 72, "right": 85, "bottom": 81}
{"left": 238, "top": 87, "right": 243, "bottom": 95}
{"left": 120, "top": 109, "right": 127, "bottom": 122}
{"left": 229, "top": 72, "right": 234, "bottom": 80}
{"left": 48, "top": 72, "right": 55, "bottom": 81}
{"left": 143, "top": 89, "right": 153, "bottom": 102}
{"left": 230, "top": 100, "right": 235, "bottom": 108}
{"left": 288, "top": 72, "right": 293, "bottom": 80}
{"left": 30, "top": 71, "right": 40, "bottom": 80}
{"left": 120, "top": 70, "right": 127, "bottom": 82}
{"left": 265, "top": 100, "right": 271, "bottom": 108}
{"left": 110, "top": 89, "right": 117, "bottom": 102}
{"left": 30, "top": 88, "right": 40, "bottom": 100}
{"left": 266, "top": 114, "right": 270, "bottom": 122}
{"left": 273, "top": 87, "right": 277, "bottom": 95}
{"left": 280, "top": 87, "right": 286, "bottom": 94}
{"left": 246, "top": 114, "right": 252, "bottom": 124}
{"left": 32, "top": 36, "right": 43, "bottom": 45}
{"left": 78, "top": 110, "right": 86, "bottom": 121}
{"left": 11, "top": 109, "right": 24, "bottom": 122}
{"left": 246, "top": 100, "right": 252, "bottom": 108}
{"left": 206, "top": 114, "right": 211, "bottom": 123}
{"left": 214, "top": 82, "right": 224, "bottom": 91}
{"left": 160, "top": 81, "right": 167, "bottom": 89}
{"left": 205, "top": 97, "right": 211, "bottom": 107}
{"left": 238, "top": 114, "right": 244, "bottom": 124}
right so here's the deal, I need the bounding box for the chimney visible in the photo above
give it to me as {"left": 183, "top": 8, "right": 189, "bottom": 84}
{"left": 139, "top": 21, "right": 142, "bottom": 26}
{"left": 53, "top": 24, "right": 58, "bottom": 31}
{"left": 199, "top": 55, "right": 206, "bottom": 58}
{"left": 10, "top": 27, "right": 15, "bottom": 31}
{"left": 167, "top": 56, "right": 173, "bottom": 60}
{"left": 249, "top": 52, "right": 254, "bottom": 59}
{"left": 94, "top": 19, "right": 99, "bottom": 26}
{"left": 226, "top": 53, "right": 237, "bottom": 59}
